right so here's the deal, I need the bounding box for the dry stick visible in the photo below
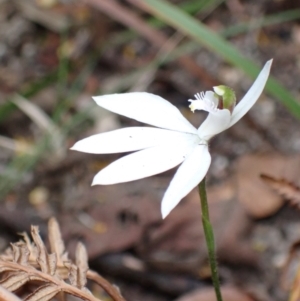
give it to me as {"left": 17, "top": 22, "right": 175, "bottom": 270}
{"left": 83, "top": 0, "right": 217, "bottom": 87}
{"left": 84, "top": 0, "right": 166, "bottom": 45}
{"left": 87, "top": 270, "right": 126, "bottom": 301}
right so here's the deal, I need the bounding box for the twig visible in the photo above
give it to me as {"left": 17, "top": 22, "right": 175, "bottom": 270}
{"left": 83, "top": 0, "right": 166, "bottom": 45}
{"left": 87, "top": 270, "right": 126, "bottom": 301}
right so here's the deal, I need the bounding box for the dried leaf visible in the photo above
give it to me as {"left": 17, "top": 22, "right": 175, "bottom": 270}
{"left": 11, "top": 244, "right": 20, "bottom": 263}
{"left": 236, "top": 154, "right": 300, "bottom": 218}
{"left": 47, "top": 253, "right": 57, "bottom": 276}
{"left": 0, "top": 272, "right": 29, "bottom": 291}
{"left": 24, "top": 284, "right": 60, "bottom": 301}
{"left": 48, "top": 218, "right": 68, "bottom": 265}
{"left": 11, "top": 243, "right": 30, "bottom": 265}
{"left": 36, "top": 253, "right": 57, "bottom": 275}
{"left": 60, "top": 182, "right": 161, "bottom": 259}
{"left": 32, "top": 226, "right": 57, "bottom": 275}
{"left": 261, "top": 174, "right": 300, "bottom": 207}
{"left": 18, "top": 245, "right": 29, "bottom": 265}
{"left": 68, "top": 264, "right": 78, "bottom": 287}
{"left": 76, "top": 243, "right": 88, "bottom": 271}
{"left": 31, "top": 226, "right": 48, "bottom": 272}
{"left": 0, "top": 285, "right": 22, "bottom": 301}
{"left": 18, "top": 232, "right": 38, "bottom": 263}
{"left": 75, "top": 243, "right": 88, "bottom": 289}
{"left": 19, "top": 232, "right": 34, "bottom": 251}
{"left": 0, "top": 219, "right": 108, "bottom": 301}
{"left": 0, "top": 266, "right": 18, "bottom": 273}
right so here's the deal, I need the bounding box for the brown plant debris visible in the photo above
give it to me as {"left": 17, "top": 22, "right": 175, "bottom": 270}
{"left": 281, "top": 240, "right": 300, "bottom": 301}
{"left": 0, "top": 285, "right": 22, "bottom": 301}
{"left": 0, "top": 217, "right": 126, "bottom": 301}
{"left": 260, "top": 174, "right": 300, "bottom": 209}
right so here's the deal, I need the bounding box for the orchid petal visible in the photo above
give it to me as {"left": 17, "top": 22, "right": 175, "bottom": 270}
{"left": 197, "top": 109, "right": 231, "bottom": 140}
{"left": 161, "top": 144, "right": 211, "bottom": 218}
{"left": 205, "top": 91, "right": 219, "bottom": 107}
{"left": 93, "top": 92, "right": 197, "bottom": 134}
{"left": 188, "top": 91, "right": 218, "bottom": 113}
{"left": 71, "top": 127, "right": 196, "bottom": 154}
{"left": 92, "top": 136, "right": 198, "bottom": 185}
{"left": 229, "top": 60, "right": 272, "bottom": 128}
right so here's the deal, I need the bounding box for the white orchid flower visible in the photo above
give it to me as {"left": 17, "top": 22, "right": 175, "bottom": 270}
{"left": 71, "top": 60, "right": 272, "bottom": 218}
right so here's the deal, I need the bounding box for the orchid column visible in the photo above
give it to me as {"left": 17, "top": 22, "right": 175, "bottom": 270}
{"left": 72, "top": 60, "right": 272, "bottom": 300}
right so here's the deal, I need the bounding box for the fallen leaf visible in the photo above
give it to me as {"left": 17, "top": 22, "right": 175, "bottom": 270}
{"left": 236, "top": 154, "right": 300, "bottom": 218}
{"left": 261, "top": 174, "right": 300, "bottom": 208}
{"left": 60, "top": 180, "right": 161, "bottom": 259}
{"left": 136, "top": 180, "right": 257, "bottom": 273}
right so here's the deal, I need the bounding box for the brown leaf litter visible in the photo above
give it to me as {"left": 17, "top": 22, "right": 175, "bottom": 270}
{"left": 236, "top": 153, "right": 300, "bottom": 218}
{"left": 0, "top": 218, "right": 125, "bottom": 301}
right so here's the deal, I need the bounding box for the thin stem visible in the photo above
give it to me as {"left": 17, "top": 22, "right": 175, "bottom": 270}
{"left": 87, "top": 270, "right": 126, "bottom": 301}
{"left": 198, "top": 177, "right": 223, "bottom": 301}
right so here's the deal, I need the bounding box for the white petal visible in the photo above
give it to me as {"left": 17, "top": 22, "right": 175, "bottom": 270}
{"left": 93, "top": 92, "right": 197, "bottom": 134}
{"left": 188, "top": 91, "right": 218, "bottom": 113}
{"left": 92, "top": 135, "right": 198, "bottom": 185}
{"left": 71, "top": 127, "right": 194, "bottom": 154}
{"left": 229, "top": 60, "right": 272, "bottom": 128}
{"left": 205, "top": 91, "right": 219, "bottom": 107}
{"left": 197, "top": 109, "right": 231, "bottom": 140}
{"left": 161, "top": 144, "right": 211, "bottom": 218}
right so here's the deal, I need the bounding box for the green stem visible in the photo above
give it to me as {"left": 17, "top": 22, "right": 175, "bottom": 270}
{"left": 198, "top": 177, "right": 223, "bottom": 301}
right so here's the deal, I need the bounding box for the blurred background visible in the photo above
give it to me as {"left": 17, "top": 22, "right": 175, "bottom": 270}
{"left": 1, "top": 0, "right": 300, "bottom": 300}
